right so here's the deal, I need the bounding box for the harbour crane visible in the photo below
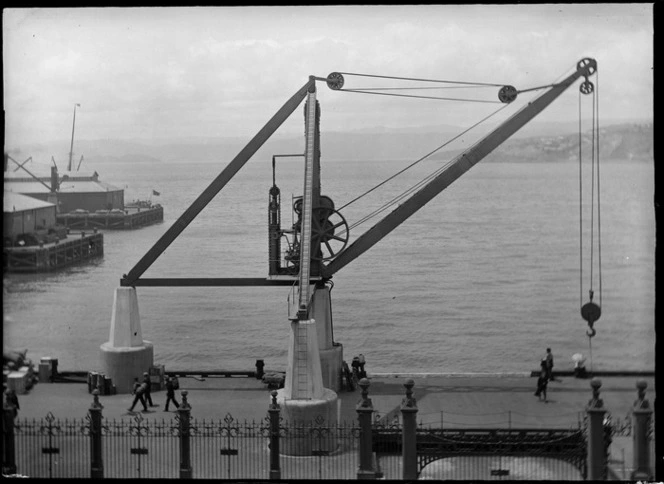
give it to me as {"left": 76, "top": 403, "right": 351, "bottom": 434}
{"left": 119, "top": 58, "right": 599, "bottom": 391}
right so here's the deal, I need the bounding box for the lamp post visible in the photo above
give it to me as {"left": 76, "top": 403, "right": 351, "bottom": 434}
{"left": 68, "top": 103, "right": 81, "bottom": 171}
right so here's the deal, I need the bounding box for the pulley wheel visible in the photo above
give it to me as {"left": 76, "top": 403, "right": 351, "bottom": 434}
{"left": 326, "top": 72, "right": 344, "bottom": 90}
{"left": 580, "top": 80, "right": 594, "bottom": 95}
{"left": 311, "top": 207, "right": 349, "bottom": 261}
{"left": 498, "top": 85, "right": 517, "bottom": 103}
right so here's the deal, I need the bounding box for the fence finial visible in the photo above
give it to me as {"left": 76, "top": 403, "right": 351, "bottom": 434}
{"left": 587, "top": 377, "right": 603, "bottom": 409}
{"left": 180, "top": 390, "right": 191, "bottom": 410}
{"left": 90, "top": 388, "right": 104, "bottom": 409}
{"left": 270, "top": 390, "right": 280, "bottom": 409}
{"left": 403, "top": 378, "right": 416, "bottom": 408}
{"left": 634, "top": 380, "right": 649, "bottom": 409}
{"left": 358, "top": 378, "right": 371, "bottom": 408}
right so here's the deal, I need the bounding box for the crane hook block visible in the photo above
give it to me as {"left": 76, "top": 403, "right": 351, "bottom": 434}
{"left": 581, "top": 301, "right": 601, "bottom": 326}
{"left": 326, "top": 72, "right": 345, "bottom": 90}
{"left": 498, "top": 85, "right": 517, "bottom": 104}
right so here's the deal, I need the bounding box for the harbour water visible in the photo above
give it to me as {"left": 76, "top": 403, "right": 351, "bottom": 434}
{"left": 2, "top": 157, "right": 655, "bottom": 375}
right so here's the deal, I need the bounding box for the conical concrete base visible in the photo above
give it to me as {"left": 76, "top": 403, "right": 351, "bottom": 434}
{"left": 276, "top": 318, "right": 338, "bottom": 455}
{"left": 276, "top": 388, "right": 338, "bottom": 455}
{"left": 99, "top": 287, "right": 153, "bottom": 393}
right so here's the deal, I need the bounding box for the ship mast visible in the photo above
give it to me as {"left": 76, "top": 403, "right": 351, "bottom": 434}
{"left": 68, "top": 103, "right": 80, "bottom": 172}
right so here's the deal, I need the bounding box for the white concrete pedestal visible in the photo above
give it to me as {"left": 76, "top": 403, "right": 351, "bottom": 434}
{"left": 311, "top": 287, "right": 343, "bottom": 391}
{"left": 276, "top": 318, "right": 339, "bottom": 455}
{"left": 99, "top": 287, "right": 154, "bottom": 394}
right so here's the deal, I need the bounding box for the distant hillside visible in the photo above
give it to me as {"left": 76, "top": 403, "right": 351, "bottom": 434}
{"left": 478, "top": 122, "right": 653, "bottom": 163}
{"left": 5, "top": 121, "right": 653, "bottom": 166}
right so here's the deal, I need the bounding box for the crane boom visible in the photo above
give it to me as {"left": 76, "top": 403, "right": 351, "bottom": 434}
{"left": 121, "top": 78, "right": 315, "bottom": 286}
{"left": 321, "top": 58, "right": 597, "bottom": 278}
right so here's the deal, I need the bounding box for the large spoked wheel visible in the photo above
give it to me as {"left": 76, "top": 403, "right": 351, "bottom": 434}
{"left": 311, "top": 207, "right": 349, "bottom": 261}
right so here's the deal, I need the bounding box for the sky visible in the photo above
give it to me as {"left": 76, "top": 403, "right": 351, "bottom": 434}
{"left": 3, "top": 4, "right": 654, "bottom": 150}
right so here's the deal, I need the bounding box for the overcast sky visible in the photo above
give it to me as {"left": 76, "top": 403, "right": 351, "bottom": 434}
{"left": 3, "top": 4, "right": 653, "bottom": 150}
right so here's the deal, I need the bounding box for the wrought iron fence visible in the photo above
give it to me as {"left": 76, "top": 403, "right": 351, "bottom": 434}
{"left": 13, "top": 413, "right": 90, "bottom": 478}
{"left": 102, "top": 414, "right": 179, "bottom": 479}
{"left": 7, "top": 411, "right": 360, "bottom": 479}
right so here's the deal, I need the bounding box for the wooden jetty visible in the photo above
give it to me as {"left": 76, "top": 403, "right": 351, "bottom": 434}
{"left": 3, "top": 231, "right": 103, "bottom": 273}
{"left": 56, "top": 205, "right": 163, "bottom": 230}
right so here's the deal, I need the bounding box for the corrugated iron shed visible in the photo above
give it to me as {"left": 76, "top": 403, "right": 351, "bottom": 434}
{"left": 3, "top": 191, "right": 56, "bottom": 212}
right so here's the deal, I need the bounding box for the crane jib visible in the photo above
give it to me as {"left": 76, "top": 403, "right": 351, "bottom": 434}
{"left": 320, "top": 58, "right": 597, "bottom": 278}
{"left": 296, "top": 89, "right": 318, "bottom": 318}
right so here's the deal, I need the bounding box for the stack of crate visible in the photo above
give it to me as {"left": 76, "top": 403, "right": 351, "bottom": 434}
{"left": 149, "top": 365, "right": 165, "bottom": 391}
{"left": 87, "top": 371, "right": 116, "bottom": 395}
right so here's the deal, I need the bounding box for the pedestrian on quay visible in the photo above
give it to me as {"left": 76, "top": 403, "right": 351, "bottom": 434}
{"left": 341, "top": 361, "right": 354, "bottom": 391}
{"left": 351, "top": 356, "right": 361, "bottom": 381}
{"left": 142, "top": 372, "right": 157, "bottom": 407}
{"left": 128, "top": 377, "right": 148, "bottom": 412}
{"left": 534, "top": 360, "right": 549, "bottom": 402}
{"left": 164, "top": 376, "right": 180, "bottom": 411}
{"left": 545, "top": 348, "right": 557, "bottom": 382}
{"left": 6, "top": 389, "right": 20, "bottom": 418}
{"left": 358, "top": 354, "right": 366, "bottom": 378}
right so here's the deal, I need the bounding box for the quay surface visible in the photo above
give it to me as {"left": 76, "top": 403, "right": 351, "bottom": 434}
{"left": 14, "top": 372, "right": 655, "bottom": 480}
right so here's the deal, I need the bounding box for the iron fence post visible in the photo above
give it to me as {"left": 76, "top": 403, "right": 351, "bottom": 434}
{"left": 586, "top": 378, "right": 607, "bottom": 480}
{"left": 268, "top": 390, "right": 281, "bottom": 480}
{"left": 400, "top": 379, "right": 418, "bottom": 480}
{"left": 356, "top": 378, "right": 376, "bottom": 480}
{"left": 2, "top": 391, "right": 17, "bottom": 475}
{"left": 631, "top": 380, "right": 653, "bottom": 480}
{"left": 178, "top": 391, "right": 192, "bottom": 479}
{"left": 89, "top": 389, "right": 104, "bottom": 478}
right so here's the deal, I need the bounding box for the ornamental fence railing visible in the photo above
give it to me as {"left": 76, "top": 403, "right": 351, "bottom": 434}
{"left": 2, "top": 378, "right": 654, "bottom": 480}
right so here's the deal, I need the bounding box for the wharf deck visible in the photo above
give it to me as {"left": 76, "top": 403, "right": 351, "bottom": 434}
{"left": 3, "top": 232, "right": 103, "bottom": 273}
{"left": 57, "top": 205, "right": 163, "bottom": 230}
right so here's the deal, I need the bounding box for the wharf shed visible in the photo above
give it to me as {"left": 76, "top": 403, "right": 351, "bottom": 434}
{"left": 4, "top": 170, "right": 124, "bottom": 213}
{"left": 3, "top": 192, "right": 57, "bottom": 242}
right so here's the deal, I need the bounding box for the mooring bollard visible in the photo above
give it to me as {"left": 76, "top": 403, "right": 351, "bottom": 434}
{"left": 89, "top": 389, "right": 104, "bottom": 478}
{"left": 401, "top": 379, "right": 418, "bottom": 480}
{"left": 356, "top": 378, "right": 376, "bottom": 480}
{"left": 178, "top": 391, "right": 192, "bottom": 479}
{"left": 2, "top": 391, "right": 17, "bottom": 475}
{"left": 586, "top": 378, "right": 607, "bottom": 480}
{"left": 631, "top": 380, "right": 653, "bottom": 480}
{"left": 268, "top": 390, "right": 281, "bottom": 480}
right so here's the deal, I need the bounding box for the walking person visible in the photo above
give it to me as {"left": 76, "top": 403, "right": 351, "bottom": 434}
{"left": 142, "top": 372, "right": 157, "bottom": 407}
{"left": 358, "top": 353, "right": 366, "bottom": 378}
{"left": 351, "top": 356, "right": 361, "bottom": 383}
{"left": 164, "top": 376, "right": 180, "bottom": 411}
{"left": 545, "top": 348, "right": 557, "bottom": 382}
{"left": 534, "top": 360, "right": 549, "bottom": 402}
{"left": 128, "top": 377, "right": 148, "bottom": 412}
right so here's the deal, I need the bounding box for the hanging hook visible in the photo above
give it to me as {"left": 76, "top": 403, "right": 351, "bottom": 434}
{"left": 581, "top": 298, "right": 600, "bottom": 339}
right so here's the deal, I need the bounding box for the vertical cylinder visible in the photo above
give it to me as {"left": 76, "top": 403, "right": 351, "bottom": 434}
{"left": 178, "top": 391, "right": 192, "bottom": 479}
{"left": 631, "top": 380, "right": 653, "bottom": 480}
{"left": 356, "top": 378, "right": 375, "bottom": 480}
{"left": 586, "top": 378, "right": 607, "bottom": 480}
{"left": 89, "top": 389, "right": 104, "bottom": 478}
{"left": 268, "top": 185, "right": 281, "bottom": 275}
{"left": 401, "top": 379, "right": 418, "bottom": 480}
{"left": 268, "top": 390, "right": 281, "bottom": 480}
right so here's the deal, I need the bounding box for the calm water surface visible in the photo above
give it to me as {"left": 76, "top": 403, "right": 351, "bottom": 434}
{"left": 3, "top": 158, "right": 655, "bottom": 374}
